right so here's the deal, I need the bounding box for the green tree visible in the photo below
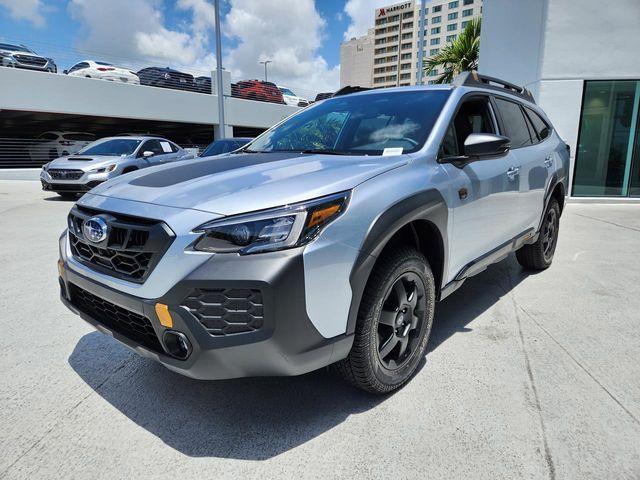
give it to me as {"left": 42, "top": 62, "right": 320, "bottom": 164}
{"left": 424, "top": 17, "right": 481, "bottom": 84}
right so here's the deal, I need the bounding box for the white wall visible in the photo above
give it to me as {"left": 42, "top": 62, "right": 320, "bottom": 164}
{"left": 479, "top": 0, "right": 640, "bottom": 195}
{"left": 0, "top": 67, "right": 297, "bottom": 129}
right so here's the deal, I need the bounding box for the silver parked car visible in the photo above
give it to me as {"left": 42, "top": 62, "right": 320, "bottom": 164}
{"left": 0, "top": 43, "right": 57, "bottom": 72}
{"left": 41, "top": 136, "right": 193, "bottom": 198}
{"left": 57, "top": 72, "right": 569, "bottom": 393}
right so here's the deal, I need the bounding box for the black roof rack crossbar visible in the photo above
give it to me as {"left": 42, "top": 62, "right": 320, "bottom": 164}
{"left": 452, "top": 71, "right": 535, "bottom": 103}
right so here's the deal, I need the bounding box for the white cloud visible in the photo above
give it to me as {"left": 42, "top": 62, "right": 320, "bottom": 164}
{"left": 66, "top": 0, "right": 338, "bottom": 94}
{"left": 68, "top": 0, "right": 215, "bottom": 73}
{"left": 223, "top": 0, "right": 339, "bottom": 95}
{"left": 343, "top": 0, "right": 389, "bottom": 40}
{"left": 0, "top": 0, "right": 45, "bottom": 27}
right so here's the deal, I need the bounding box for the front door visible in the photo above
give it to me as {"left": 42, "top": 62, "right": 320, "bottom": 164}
{"left": 440, "top": 95, "right": 522, "bottom": 282}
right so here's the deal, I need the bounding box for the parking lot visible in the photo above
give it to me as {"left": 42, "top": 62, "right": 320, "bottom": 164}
{"left": 0, "top": 179, "right": 639, "bottom": 479}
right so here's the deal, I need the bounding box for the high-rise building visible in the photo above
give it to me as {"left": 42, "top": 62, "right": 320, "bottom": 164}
{"left": 340, "top": 0, "right": 482, "bottom": 89}
{"left": 340, "top": 29, "right": 375, "bottom": 88}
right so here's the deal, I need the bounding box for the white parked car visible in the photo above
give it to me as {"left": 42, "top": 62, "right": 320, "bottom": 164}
{"left": 64, "top": 60, "right": 140, "bottom": 85}
{"left": 277, "top": 86, "right": 309, "bottom": 107}
{"left": 29, "top": 131, "right": 96, "bottom": 162}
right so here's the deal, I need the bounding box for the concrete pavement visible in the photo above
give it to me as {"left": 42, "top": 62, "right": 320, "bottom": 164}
{"left": 0, "top": 180, "right": 639, "bottom": 479}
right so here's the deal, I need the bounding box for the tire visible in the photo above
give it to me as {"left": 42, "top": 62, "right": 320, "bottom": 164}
{"left": 516, "top": 198, "right": 560, "bottom": 270}
{"left": 333, "top": 246, "right": 436, "bottom": 394}
{"left": 57, "top": 192, "right": 77, "bottom": 199}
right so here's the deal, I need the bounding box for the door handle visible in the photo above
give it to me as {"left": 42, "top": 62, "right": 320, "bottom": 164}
{"left": 544, "top": 155, "right": 553, "bottom": 168}
{"left": 506, "top": 166, "right": 520, "bottom": 179}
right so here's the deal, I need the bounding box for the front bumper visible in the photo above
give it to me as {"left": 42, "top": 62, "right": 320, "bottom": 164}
{"left": 40, "top": 170, "right": 111, "bottom": 193}
{"left": 59, "top": 247, "right": 353, "bottom": 380}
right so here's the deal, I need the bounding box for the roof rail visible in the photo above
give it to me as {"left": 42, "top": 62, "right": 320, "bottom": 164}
{"left": 452, "top": 71, "right": 535, "bottom": 103}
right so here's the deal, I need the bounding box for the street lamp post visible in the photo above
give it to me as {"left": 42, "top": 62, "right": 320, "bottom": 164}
{"left": 214, "top": 0, "right": 226, "bottom": 139}
{"left": 259, "top": 60, "right": 272, "bottom": 82}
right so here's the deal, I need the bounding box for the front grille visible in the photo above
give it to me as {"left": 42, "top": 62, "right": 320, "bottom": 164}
{"left": 68, "top": 206, "right": 174, "bottom": 283}
{"left": 182, "top": 288, "right": 264, "bottom": 336}
{"left": 69, "top": 284, "right": 163, "bottom": 353}
{"left": 14, "top": 55, "right": 47, "bottom": 67}
{"left": 48, "top": 169, "right": 84, "bottom": 180}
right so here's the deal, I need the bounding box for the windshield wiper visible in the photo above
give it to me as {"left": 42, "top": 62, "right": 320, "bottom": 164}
{"left": 300, "top": 149, "right": 349, "bottom": 156}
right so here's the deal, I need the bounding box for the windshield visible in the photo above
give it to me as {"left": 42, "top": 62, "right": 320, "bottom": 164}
{"left": 279, "top": 88, "right": 295, "bottom": 96}
{"left": 247, "top": 90, "right": 451, "bottom": 156}
{"left": 0, "top": 43, "right": 32, "bottom": 53}
{"left": 78, "top": 139, "right": 141, "bottom": 156}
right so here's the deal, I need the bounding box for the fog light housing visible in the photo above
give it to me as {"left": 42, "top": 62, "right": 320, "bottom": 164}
{"left": 163, "top": 331, "right": 192, "bottom": 360}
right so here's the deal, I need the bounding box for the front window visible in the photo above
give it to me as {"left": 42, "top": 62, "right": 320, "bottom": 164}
{"left": 246, "top": 90, "right": 451, "bottom": 156}
{"left": 78, "top": 139, "right": 142, "bottom": 156}
{"left": 279, "top": 87, "right": 296, "bottom": 96}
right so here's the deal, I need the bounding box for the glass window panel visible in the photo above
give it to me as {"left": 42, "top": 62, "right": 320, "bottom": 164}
{"left": 573, "top": 80, "right": 639, "bottom": 197}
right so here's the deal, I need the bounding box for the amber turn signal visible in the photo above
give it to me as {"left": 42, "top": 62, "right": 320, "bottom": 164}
{"left": 155, "top": 303, "right": 173, "bottom": 328}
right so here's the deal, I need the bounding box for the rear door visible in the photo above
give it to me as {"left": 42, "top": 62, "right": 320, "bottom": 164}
{"left": 493, "top": 97, "right": 549, "bottom": 233}
{"left": 440, "top": 95, "right": 522, "bottom": 280}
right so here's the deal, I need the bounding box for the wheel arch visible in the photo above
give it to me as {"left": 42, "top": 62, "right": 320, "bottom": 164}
{"left": 346, "top": 190, "right": 449, "bottom": 335}
{"left": 122, "top": 166, "right": 138, "bottom": 174}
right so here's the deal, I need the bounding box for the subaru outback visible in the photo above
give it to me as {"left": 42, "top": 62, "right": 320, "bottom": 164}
{"left": 58, "top": 72, "right": 569, "bottom": 393}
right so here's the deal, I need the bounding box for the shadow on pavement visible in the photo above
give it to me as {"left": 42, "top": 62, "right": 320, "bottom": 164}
{"left": 68, "top": 254, "right": 530, "bottom": 459}
{"left": 43, "top": 195, "right": 78, "bottom": 202}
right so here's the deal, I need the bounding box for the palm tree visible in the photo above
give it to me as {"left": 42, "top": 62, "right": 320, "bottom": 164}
{"left": 423, "top": 17, "right": 481, "bottom": 84}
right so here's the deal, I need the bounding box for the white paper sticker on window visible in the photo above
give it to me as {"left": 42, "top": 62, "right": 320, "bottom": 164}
{"left": 382, "top": 147, "right": 404, "bottom": 156}
{"left": 160, "top": 141, "right": 172, "bottom": 153}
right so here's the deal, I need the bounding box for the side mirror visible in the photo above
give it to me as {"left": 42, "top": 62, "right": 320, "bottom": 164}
{"left": 63, "top": 70, "right": 68, "bottom": 74}
{"left": 464, "top": 133, "right": 510, "bottom": 158}
{"left": 142, "top": 151, "right": 154, "bottom": 158}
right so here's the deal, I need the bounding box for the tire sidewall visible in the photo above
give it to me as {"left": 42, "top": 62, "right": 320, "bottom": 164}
{"left": 365, "top": 254, "right": 435, "bottom": 388}
{"left": 541, "top": 199, "right": 560, "bottom": 266}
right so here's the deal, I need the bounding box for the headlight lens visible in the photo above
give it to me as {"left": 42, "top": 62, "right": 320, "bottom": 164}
{"left": 193, "top": 191, "right": 350, "bottom": 255}
{"left": 90, "top": 164, "right": 117, "bottom": 173}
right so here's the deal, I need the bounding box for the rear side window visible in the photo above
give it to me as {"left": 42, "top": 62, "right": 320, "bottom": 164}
{"left": 494, "top": 98, "right": 533, "bottom": 148}
{"left": 524, "top": 107, "right": 551, "bottom": 141}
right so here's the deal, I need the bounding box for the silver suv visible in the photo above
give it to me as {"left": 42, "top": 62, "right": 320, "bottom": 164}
{"left": 41, "top": 136, "right": 193, "bottom": 198}
{"left": 58, "top": 72, "right": 569, "bottom": 393}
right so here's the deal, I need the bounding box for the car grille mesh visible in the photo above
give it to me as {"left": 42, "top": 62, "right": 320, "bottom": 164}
{"left": 69, "top": 284, "right": 162, "bottom": 353}
{"left": 182, "top": 288, "right": 264, "bottom": 336}
{"left": 48, "top": 169, "right": 84, "bottom": 180}
{"left": 68, "top": 207, "right": 173, "bottom": 283}
{"left": 14, "top": 55, "right": 47, "bottom": 67}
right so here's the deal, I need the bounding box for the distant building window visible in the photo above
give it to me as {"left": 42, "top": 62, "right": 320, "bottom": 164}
{"left": 447, "top": 23, "right": 457, "bottom": 31}
{"left": 463, "top": 0, "right": 473, "bottom": 4}
{"left": 430, "top": 37, "right": 440, "bottom": 45}
{"left": 401, "top": 53, "right": 412, "bottom": 60}
{"left": 461, "top": 20, "right": 469, "bottom": 28}
{"left": 430, "top": 48, "right": 440, "bottom": 55}
{"left": 403, "top": 11, "right": 414, "bottom": 18}
{"left": 402, "top": 32, "right": 413, "bottom": 39}
{"left": 432, "top": 5, "right": 442, "bottom": 12}
{"left": 462, "top": 8, "right": 473, "bottom": 16}
{"left": 401, "top": 63, "right": 411, "bottom": 70}
{"left": 432, "top": 15, "right": 441, "bottom": 23}
{"left": 401, "top": 42, "right": 412, "bottom": 49}
{"left": 446, "top": 34, "right": 457, "bottom": 42}
{"left": 374, "top": 77, "right": 385, "bottom": 84}
{"left": 400, "top": 73, "right": 411, "bottom": 80}
{"left": 448, "top": 1, "right": 459, "bottom": 7}
{"left": 447, "top": 12, "right": 458, "bottom": 20}
{"left": 375, "top": 18, "right": 387, "bottom": 26}
{"left": 431, "top": 27, "right": 441, "bottom": 34}
{"left": 429, "top": 69, "right": 438, "bottom": 76}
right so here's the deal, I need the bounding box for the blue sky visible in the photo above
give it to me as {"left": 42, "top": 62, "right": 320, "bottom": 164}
{"left": 0, "top": 0, "right": 384, "bottom": 94}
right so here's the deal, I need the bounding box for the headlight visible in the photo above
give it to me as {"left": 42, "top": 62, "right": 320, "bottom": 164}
{"left": 193, "top": 191, "right": 350, "bottom": 255}
{"left": 90, "top": 164, "right": 117, "bottom": 173}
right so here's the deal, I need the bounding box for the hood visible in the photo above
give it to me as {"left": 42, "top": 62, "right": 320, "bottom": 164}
{"left": 48, "top": 155, "right": 127, "bottom": 171}
{"left": 86, "top": 151, "right": 408, "bottom": 216}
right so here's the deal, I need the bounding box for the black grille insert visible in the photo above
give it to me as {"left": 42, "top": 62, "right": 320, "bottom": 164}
{"left": 14, "top": 54, "right": 47, "bottom": 67}
{"left": 182, "top": 288, "right": 264, "bottom": 336}
{"left": 69, "top": 284, "right": 162, "bottom": 353}
{"left": 68, "top": 206, "right": 174, "bottom": 283}
{"left": 49, "top": 169, "right": 84, "bottom": 180}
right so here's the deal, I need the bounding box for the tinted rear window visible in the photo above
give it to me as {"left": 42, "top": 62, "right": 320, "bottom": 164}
{"left": 494, "top": 98, "right": 533, "bottom": 148}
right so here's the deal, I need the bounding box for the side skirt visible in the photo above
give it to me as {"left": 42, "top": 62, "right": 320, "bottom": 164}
{"left": 439, "top": 228, "right": 536, "bottom": 301}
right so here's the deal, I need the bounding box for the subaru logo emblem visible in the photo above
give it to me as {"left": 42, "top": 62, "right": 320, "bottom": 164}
{"left": 83, "top": 216, "right": 108, "bottom": 243}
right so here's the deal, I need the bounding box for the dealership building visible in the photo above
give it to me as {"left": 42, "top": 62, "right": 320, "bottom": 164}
{"left": 480, "top": 0, "right": 640, "bottom": 199}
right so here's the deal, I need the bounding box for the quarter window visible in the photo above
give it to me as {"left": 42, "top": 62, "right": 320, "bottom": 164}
{"left": 494, "top": 98, "right": 534, "bottom": 148}
{"left": 524, "top": 107, "right": 551, "bottom": 141}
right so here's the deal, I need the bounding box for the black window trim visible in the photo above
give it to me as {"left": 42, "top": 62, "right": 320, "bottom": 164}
{"left": 437, "top": 92, "right": 500, "bottom": 162}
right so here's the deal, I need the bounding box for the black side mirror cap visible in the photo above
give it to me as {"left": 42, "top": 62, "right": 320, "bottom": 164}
{"left": 464, "top": 133, "right": 511, "bottom": 158}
